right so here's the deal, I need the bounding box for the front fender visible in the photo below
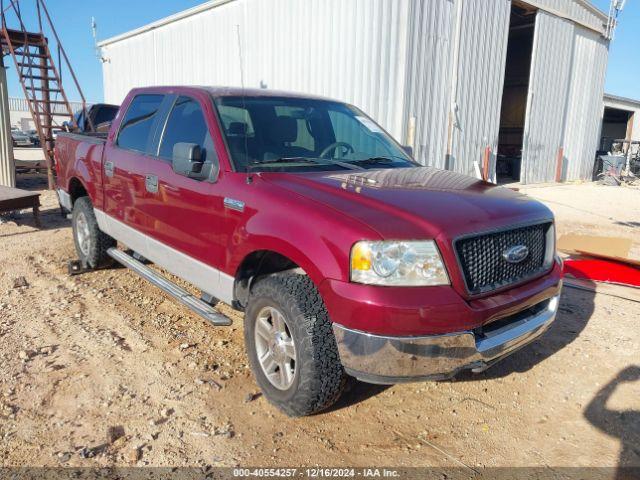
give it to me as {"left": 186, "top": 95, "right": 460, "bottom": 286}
{"left": 227, "top": 194, "right": 382, "bottom": 287}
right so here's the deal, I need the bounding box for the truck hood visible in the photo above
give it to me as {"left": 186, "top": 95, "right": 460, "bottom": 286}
{"left": 260, "top": 167, "right": 553, "bottom": 241}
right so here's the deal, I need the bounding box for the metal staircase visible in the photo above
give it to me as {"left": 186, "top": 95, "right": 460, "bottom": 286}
{"left": 1, "top": 0, "right": 89, "bottom": 189}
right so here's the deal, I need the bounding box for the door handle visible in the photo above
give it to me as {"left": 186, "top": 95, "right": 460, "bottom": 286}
{"left": 104, "top": 161, "right": 114, "bottom": 178}
{"left": 145, "top": 174, "right": 158, "bottom": 194}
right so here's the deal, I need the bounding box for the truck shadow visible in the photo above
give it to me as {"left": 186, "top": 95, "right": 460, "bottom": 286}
{"left": 456, "top": 284, "right": 595, "bottom": 381}
{"left": 323, "top": 377, "right": 390, "bottom": 413}
{"left": 584, "top": 365, "right": 640, "bottom": 479}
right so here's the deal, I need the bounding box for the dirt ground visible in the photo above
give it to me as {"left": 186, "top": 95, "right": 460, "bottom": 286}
{"left": 0, "top": 175, "right": 638, "bottom": 471}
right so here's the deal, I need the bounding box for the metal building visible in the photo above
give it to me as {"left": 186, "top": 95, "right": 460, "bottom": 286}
{"left": 98, "top": 0, "right": 612, "bottom": 184}
{"left": 600, "top": 93, "right": 640, "bottom": 151}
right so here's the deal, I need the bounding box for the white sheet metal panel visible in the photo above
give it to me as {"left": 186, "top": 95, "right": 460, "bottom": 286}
{"left": 150, "top": 1, "right": 245, "bottom": 88}
{"left": 563, "top": 26, "right": 608, "bottom": 181}
{"left": 101, "top": 0, "right": 411, "bottom": 141}
{"left": 520, "top": 11, "right": 575, "bottom": 184}
{"left": 101, "top": 28, "right": 159, "bottom": 104}
{"left": 99, "top": 0, "right": 610, "bottom": 181}
{"left": 403, "top": 0, "right": 455, "bottom": 168}
{"left": 523, "top": 0, "right": 607, "bottom": 34}
{"left": 449, "top": 0, "right": 510, "bottom": 178}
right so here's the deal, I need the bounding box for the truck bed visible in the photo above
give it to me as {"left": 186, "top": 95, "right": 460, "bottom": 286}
{"left": 55, "top": 132, "right": 108, "bottom": 208}
{"left": 57, "top": 131, "right": 108, "bottom": 144}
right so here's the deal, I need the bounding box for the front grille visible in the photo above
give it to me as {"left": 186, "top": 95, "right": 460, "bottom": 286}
{"left": 455, "top": 222, "right": 551, "bottom": 295}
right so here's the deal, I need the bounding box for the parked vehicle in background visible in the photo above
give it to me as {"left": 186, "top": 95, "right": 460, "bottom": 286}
{"left": 70, "top": 103, "right": 119, "bottom": 134}
{"left": 54, "top": 86, "right": 563, "bottom": 417}
{"left": 11, "top": 128, "right": 33, "bottom": 147}
{"left": 26, "top": 129, "right": 40, "bottom": 147}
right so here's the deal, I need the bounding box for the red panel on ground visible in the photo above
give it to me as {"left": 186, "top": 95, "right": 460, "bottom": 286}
{"left": 563, "top": 259, "right": 640, "bottom": 288}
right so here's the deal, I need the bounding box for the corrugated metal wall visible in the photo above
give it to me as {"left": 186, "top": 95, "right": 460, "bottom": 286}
{"left": 521, "top": 11, "right": 575, "bottom": 184}
{"left": 562, "top": 26, "right": 608, "bottom": 181}
{"left": 100, "top": 0, "right": 610, "bottom": 184}
{"left": 526, "top": 0, "right": 607, "bottom": 33}
{"left": 104, "top": 29, "right": 159, "bottom": 100}
{"left": 449, "top": 0, "right": 510, "bottom": 178}
{"left": 103, "top": 0, "right": 411, "bottom": 141}
{"left": 403, "top": 0, "right": 455, "bottom": 168}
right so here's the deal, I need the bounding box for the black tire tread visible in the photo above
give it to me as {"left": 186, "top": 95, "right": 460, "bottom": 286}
{"left": 72, "top": 196, "right": 116, "bottom": 268}
{"left": 246, "top": 273, "right": 346, "bottom": 417}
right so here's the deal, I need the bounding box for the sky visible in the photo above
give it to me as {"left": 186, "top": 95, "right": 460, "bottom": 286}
{"left": 3, "top": 0, "right": 639, "bottom": 103}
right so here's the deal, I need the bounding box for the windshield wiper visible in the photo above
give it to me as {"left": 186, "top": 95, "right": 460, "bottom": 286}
{"left": 246, "top": 157, "right": 318, "bottom": 171}
{"left": 346, "top": 156, "right": 395, "bottom": 165}
{"left": 246, "top": 157, "right": 363, "bottom": 171}
{"left": 248, "top": 157, "right": 316, "bottom": 165}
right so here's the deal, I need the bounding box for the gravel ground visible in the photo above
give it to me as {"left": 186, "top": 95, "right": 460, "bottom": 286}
{"left": 0, "top": 175, "right": 638, "bottom": 471}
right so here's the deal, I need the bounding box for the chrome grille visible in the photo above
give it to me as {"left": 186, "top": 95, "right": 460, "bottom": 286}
{"left": 455, "top": 222, "right": 552, "bottom": 295}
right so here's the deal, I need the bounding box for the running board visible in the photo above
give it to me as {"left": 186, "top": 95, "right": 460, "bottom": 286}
{"left": 107, "top": 248, "right": 232, "bottom": 327}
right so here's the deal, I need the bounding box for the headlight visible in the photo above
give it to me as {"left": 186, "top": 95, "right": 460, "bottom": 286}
{"left": 350, "top": 240, "right": 449, "bottom": 286}
{"left": 544, "top": 222, "right": 556, "bottom": 269}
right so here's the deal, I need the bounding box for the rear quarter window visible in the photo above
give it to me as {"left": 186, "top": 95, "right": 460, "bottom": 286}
{"left": 117, "top": 94, "right": 164, "bottom": 153}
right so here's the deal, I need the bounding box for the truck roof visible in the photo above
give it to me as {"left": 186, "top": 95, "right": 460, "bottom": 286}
{"left": 128, "top": 85, "right": 337, "bottom": 102}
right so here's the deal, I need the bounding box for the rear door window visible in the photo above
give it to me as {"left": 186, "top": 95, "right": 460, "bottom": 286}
{"left": 117, "top": 94, "right": 164, "bottom": 153}
{"left": 158, "top": 96, "right": 216, "bottom": 163}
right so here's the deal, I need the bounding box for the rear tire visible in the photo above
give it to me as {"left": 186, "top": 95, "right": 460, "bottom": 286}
{"left": 72, "top": 196, "right": 115, "bottom": 268}
{"left": 244, "top": 273, "right": 346, "bottom": 417}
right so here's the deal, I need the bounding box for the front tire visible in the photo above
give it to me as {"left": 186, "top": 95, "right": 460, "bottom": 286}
{"left": 72, "top": 196, "right": 115, "bottom": 268}
{"left": 245, "top": 273, "right": 346, "bottom": 417}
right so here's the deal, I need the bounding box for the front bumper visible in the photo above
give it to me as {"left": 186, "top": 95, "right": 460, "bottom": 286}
{"left": 333, "top": 293, "right": 560, "bottom": 384}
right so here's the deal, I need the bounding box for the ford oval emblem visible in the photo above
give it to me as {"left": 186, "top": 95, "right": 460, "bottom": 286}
{"left": 503, "top": 245, "right": 529, "bottom": 264}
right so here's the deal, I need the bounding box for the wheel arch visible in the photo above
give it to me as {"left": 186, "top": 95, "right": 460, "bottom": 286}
{"left": 233, "top": 248, "right": 320, "bottom": 309}
{"left": 68, "top": 176, "right": 89, "bottom": 206}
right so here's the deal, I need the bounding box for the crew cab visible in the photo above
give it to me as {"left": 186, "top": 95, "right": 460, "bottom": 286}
{"left": 55, "top": 86, "right": 563, "bottom": 416}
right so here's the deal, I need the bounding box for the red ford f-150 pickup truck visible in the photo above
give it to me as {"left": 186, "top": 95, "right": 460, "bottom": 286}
{"left": 55, "top": 86, "right": 562, "bottom": 416}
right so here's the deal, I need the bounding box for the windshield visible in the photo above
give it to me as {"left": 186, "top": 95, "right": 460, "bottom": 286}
{"left": 213, "top": 96, "right": 416, "bottom": 172}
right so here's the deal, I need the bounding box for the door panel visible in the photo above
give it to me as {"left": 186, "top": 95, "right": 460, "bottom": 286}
{"left": 145, "top": 160, "right": 225, "bottom": 268}
{"left": 103, "top": 94, "right": 165, "bottom": 237}
{"left": 142, "top": 94, "right": 226, "bottom": 270}
{"left": 102, "top": 146, "right": 152, "bottom": 237}
{"left": 562, "top": 27, "right": 608, "bottom": 181}
{"left": 449, "top": 0, "right": 510, "bottom": 178}
{"left": 520, "top": 12, "right": 575, "bottom": 184}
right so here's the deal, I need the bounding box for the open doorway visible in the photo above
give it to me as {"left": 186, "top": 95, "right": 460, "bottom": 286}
{"left": 496, "top": 2, "right": 537, "bottom": 183}
{"left": 599, "top": 107, "right": 634, "bottom": 154}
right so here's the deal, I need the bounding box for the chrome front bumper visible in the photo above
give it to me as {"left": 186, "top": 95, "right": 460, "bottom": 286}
{"left": 332, "top": 294, "right": 560, "bottom": 384}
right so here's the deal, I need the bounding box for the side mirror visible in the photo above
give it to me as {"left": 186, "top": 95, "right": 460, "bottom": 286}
{"left": 172, "top": 142, "right": 205, "bottom": 179}
{"left": 402, "top": 145, "right": 414, "bottom": 157}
